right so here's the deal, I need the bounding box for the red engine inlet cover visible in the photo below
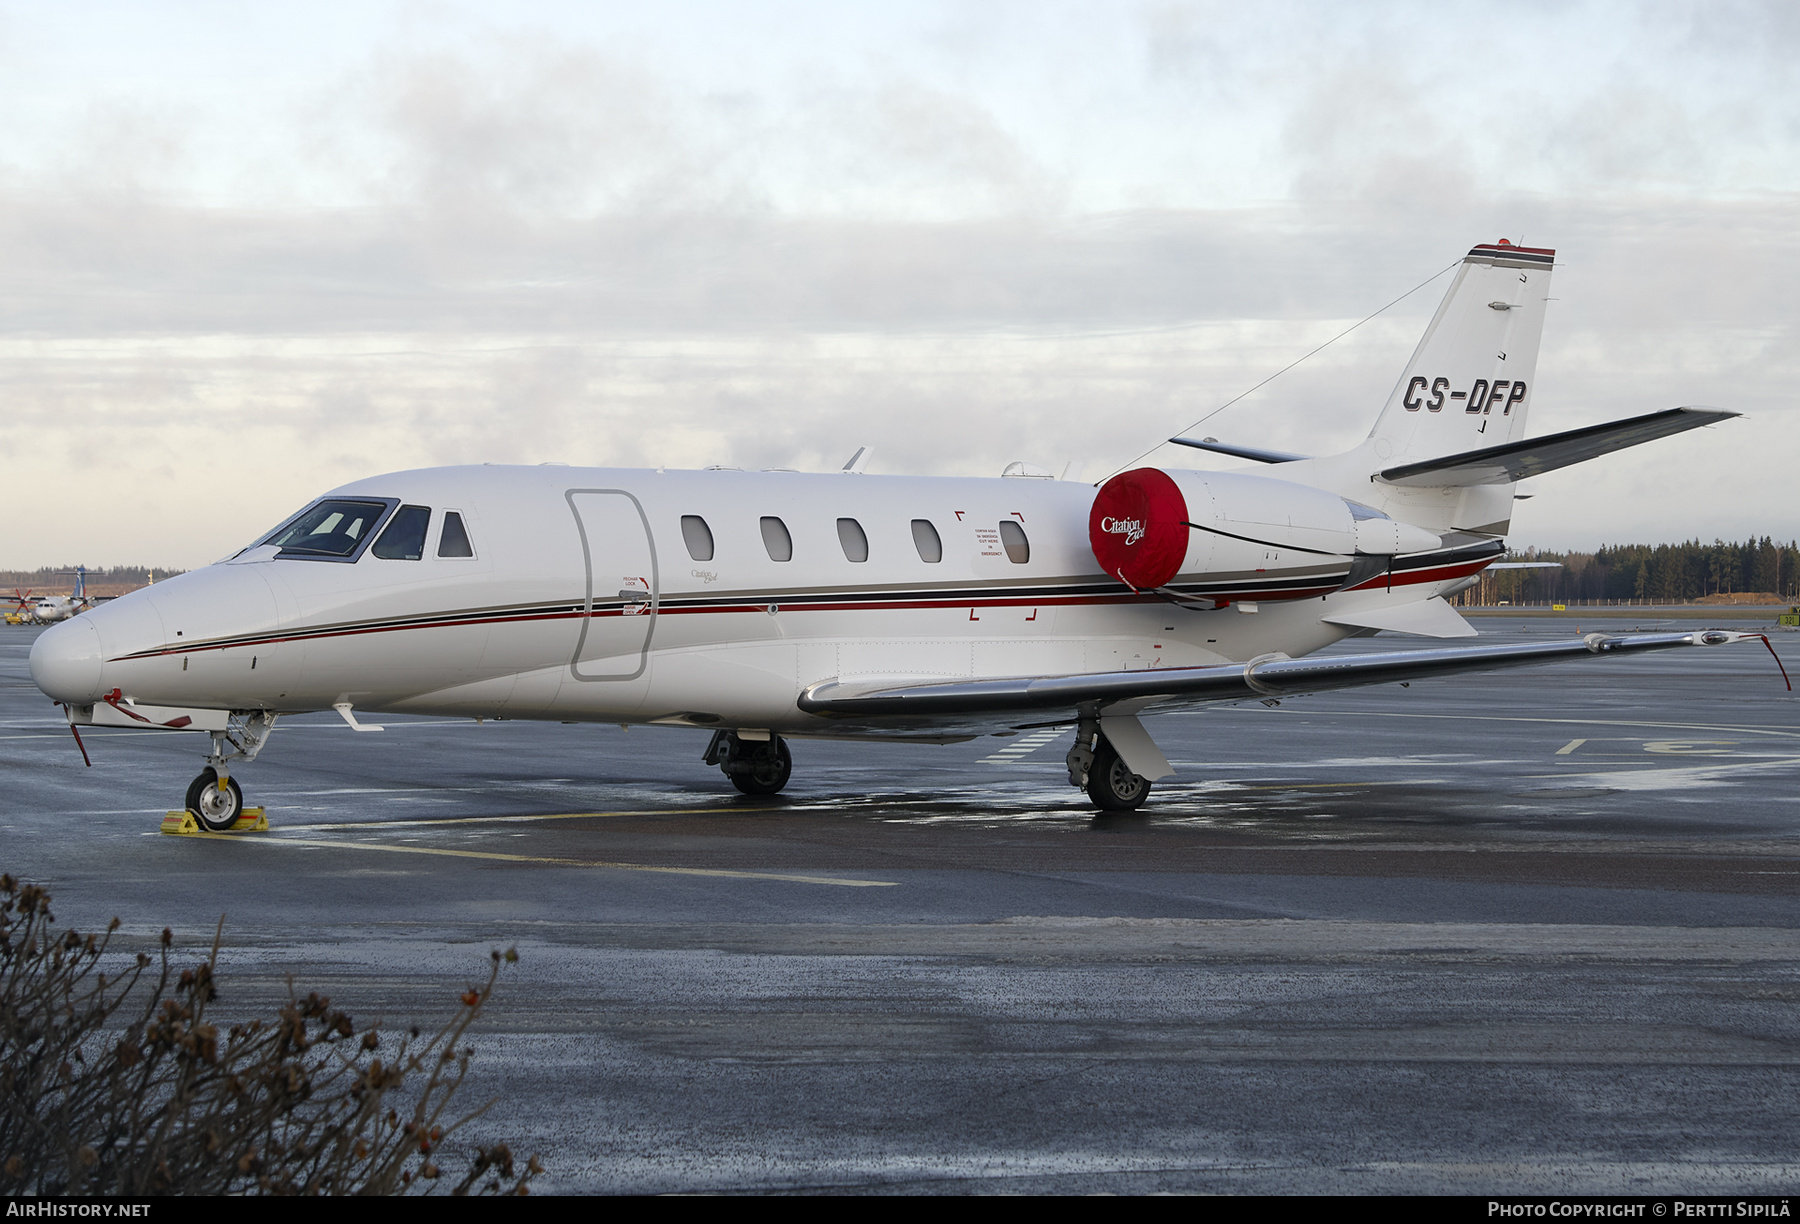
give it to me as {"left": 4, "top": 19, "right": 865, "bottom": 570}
{"left": 1089, "top": 468, "right": 1190, "bottom": 590}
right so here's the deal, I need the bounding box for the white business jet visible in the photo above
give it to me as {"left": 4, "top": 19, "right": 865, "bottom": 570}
{"left": 30, "top": 240, "right": 1765, "bottom": 827}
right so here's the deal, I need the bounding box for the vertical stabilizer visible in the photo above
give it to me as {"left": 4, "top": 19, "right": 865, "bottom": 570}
{"left": 1367, "top": 242, "right": 1555, "bottom": 467}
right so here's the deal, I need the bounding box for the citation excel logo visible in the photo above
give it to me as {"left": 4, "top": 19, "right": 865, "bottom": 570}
{"left": 1099, "top": 516, "right": 1147, "bottom": 546}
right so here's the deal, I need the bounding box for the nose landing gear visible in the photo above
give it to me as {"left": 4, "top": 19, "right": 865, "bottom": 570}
{"left": 178, "top": 711, "right": 278, "bottom": 829}
{"left": 703, "top": 730, "right": 793, "bottom": 796}
{"left": 184, "top": 766, "right": 244, "bottom": 831}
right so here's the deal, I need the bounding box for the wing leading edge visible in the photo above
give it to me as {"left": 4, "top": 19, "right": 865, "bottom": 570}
{"left": 798, "top": 630, "right": 1765, "bottom": 722}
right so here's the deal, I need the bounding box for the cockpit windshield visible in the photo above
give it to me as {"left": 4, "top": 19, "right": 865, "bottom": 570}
{"left": 261, "top": 499, "right": 393, "bottom": 557}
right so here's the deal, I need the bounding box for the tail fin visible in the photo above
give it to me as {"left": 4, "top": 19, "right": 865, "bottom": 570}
{"left": 1367, "top": 241, "right": 1555, "bottom": 466}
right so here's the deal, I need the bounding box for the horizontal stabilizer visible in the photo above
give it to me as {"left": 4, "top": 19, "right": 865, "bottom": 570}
{"left": 799, "top": 630, "right": 1756, "bottom": 720}
{"left": 1378, "top": 406, "right": 1736, "bottom": 487}
{"left": 1323, "top": 598, "right": 1476, "bottom": 638}
{"left": 1168, "top": 437, "right": 1309, "bottom": 464}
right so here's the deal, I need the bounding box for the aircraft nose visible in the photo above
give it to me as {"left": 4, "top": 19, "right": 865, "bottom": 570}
{"left": 30, "top": 618, "right": 104, "bottom": 704}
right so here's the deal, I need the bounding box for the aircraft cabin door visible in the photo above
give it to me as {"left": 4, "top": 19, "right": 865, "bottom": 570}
{"left": 566, "top": 489, "right": 658, "bottom": 682}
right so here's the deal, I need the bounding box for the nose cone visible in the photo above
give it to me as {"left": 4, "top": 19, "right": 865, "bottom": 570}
{"left": 31, "top": 618, "right": 105, "bottom": 704}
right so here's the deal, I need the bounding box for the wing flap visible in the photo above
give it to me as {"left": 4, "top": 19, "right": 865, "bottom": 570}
{"left": 1377, "top": 406, "right": 1736, "bottom": 487}
{"left": 798, "top": 631, "right": 1753, "bottom": 720}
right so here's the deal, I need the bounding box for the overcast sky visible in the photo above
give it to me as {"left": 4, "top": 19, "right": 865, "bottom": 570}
{"left": 2, "top": 1, "right": 1795, "bottom": 569}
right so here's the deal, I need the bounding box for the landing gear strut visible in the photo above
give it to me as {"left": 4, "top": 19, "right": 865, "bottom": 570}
{"left": 185, "top": 711, "right": 278, "bottom": 828}
{"left": 704, "top": 730, "right": 792, "bottom": 796}
{"left": 1066, "top": 716, "right": 1151, "bottom": 812}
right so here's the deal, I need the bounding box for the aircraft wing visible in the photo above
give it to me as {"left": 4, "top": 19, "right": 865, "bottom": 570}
{"left": 798, "top": 630, "right": 1770, "bottom": 722}
{"left": 1377, "top": 406, "right": 1737, "bottom": 487}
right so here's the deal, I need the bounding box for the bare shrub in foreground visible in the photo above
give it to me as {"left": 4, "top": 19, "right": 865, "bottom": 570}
{"left": 0, "top": 873, "right": 540, "bottom": 1195}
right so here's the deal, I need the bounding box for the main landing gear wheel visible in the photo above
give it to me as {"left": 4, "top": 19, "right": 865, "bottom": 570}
{"left": 185, "top": 767, "right": 244, "bottom": 831}
{"left": 729, "top": 737, "right": 792, "bottom": 797}
{"left": 1086, "top": 738, "right": 1151, "bottom": 812}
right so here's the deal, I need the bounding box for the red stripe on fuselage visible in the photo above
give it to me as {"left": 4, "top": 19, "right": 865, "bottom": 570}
{"left": 106, "top": 564, "right": 1478, "bottom": 664}
{"left": 1343, "top": 557, "right": 1490, "bottom": 593}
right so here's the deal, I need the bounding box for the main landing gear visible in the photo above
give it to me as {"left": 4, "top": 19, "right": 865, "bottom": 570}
{"left": 184, "top": 711, "right": 278, "bottom": 830}
{"left": 1066, "top": 717, "right": 1151, "bottom": 812}
{"left": 704, "top": 730, "right": 792, "bottom": 796}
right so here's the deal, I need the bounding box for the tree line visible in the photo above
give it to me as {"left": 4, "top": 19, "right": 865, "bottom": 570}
{"left": 0, "top": 566, "right": 181, "bottom": 590}
{"left": 1478, "top": 538, "right": 1800, "bottom": 604}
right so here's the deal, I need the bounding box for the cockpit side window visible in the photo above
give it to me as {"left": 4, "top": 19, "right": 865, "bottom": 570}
{"left": 373, "top": 505, "right": 432, "bottom": 560}
{"left": 261, "top": 499, "right": 394, "bottom": 560}
{"left": 438, "top": 511, "right": 475, "bottom": 558}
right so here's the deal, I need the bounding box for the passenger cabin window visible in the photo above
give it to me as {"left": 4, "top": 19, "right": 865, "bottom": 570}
{"left": 911, "top": 519, "right": 942, "bottom": 563}
{"left": 373, "top": 505, "right": 431, "bottom": 559}
{"left": 262, "top": 499, "right": 389, "bottom": 558}
{"left": 998, "top": 520, "right": 1030, "bottom": 564}
{"left": 681, "top": 515, "right": 714, "bottom": 562}
{"left": 760, "top": 516, "right": 793, "bottom": 562}
{"left": 837, "top": 518, "right": 868, "bottom": 563}
{"left": 438, "top": 511, "right": 475, "bottom": 558}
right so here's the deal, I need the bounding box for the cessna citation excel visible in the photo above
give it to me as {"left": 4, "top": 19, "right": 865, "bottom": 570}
{"left": 30, "top": 240, "right": 1771, "bottom": 825}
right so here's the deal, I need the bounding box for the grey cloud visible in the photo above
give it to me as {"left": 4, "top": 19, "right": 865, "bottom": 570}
{"left": 794, "top": 78, "right": 1067, "bottom": 217}
{"left": 0, "top": 199, "right": 1376, "bottom": 336}
{"left": 356, "top": 37, "right": 703, "bottom": 217}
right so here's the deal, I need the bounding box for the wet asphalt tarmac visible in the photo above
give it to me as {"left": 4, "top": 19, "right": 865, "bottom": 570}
{"left": 2, "top": 616, "right": 1798, "bottom": 1194}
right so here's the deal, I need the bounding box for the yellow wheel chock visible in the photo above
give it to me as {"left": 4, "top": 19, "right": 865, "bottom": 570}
{"left": 161, "top": 807, "right": 269, "bottom": 835}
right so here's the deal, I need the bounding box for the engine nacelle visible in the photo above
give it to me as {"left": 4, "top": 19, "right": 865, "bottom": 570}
{"left": 1089, "top": 468, "right": 1440, "bottom": 597}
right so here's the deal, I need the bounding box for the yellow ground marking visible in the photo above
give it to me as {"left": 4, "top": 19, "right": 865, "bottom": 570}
{"left": 181, "top": 832, "right": 897, "bottom": 888}
{"left": 1555, "top": 739, "right": 1587, "bottom": 755}
{"left": 273, "top": 807, "right": 731, "bottom": 833}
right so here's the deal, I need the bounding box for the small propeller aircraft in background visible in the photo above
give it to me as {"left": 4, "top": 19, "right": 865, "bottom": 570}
{"left": 29, "top": 240, "right": 1779, "bottom": 826}
{"left": 8, "top": 567, "right": 96, "bottom": 624}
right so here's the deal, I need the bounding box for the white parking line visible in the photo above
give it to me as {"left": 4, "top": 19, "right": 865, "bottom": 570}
{"left": 979, "top": 727, "right": 1066, "bottom": 765}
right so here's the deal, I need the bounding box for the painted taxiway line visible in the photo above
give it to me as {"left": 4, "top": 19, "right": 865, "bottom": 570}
{"left": 182, "top": 831, "right": 897, "bottom": 887}
{"left": 268, "top": 807, "right": 733, "bottom": 832}
{"left": 1325, "top": 710, "right": 1800, "bottom": 740}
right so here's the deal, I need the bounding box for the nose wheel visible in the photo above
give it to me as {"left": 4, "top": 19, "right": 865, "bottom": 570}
{"left": 185, "top": 767, "right": 245, "bottom": 831}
